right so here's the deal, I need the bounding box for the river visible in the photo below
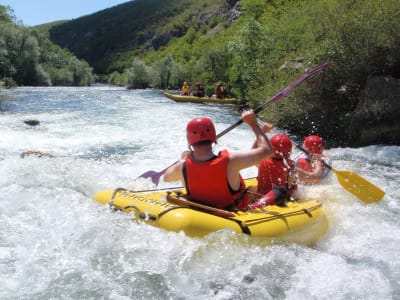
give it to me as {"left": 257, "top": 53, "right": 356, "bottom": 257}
{"left": 0, "top": 86, "right": 399, "bottom": 299}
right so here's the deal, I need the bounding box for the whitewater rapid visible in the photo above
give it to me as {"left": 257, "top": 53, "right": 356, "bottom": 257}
{"left": 0, "top": 86, "right": 399, "bottom": 299}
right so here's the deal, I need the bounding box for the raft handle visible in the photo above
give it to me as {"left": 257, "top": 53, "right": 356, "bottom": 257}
{"left": 108, "top": 187, "right": 127, "bottom": 207}
{"left": 303, "top": 209, "right": 313, "bottom": 218}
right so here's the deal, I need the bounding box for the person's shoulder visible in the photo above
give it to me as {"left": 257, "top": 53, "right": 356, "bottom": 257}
{"left": 220, "top": 149, "right": 230, "bottom": 156}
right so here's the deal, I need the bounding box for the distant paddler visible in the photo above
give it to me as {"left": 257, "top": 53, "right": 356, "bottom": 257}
{"left": 180, "top": 82, "right": 191, "bottom": 96}
{"left": 192, "top": 82, "right": 205, "bottom": 97}
{"left": 211, "top": 82, "right": 224, "bottom": 99}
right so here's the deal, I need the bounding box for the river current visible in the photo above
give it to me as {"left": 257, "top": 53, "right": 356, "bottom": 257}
{"left": 0, "top": 86, "right": 399, "bottom": 299}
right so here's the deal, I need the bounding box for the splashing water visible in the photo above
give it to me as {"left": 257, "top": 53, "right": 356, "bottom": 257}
{"left": 0, "top": 86, "right": 399, "bottom": 299}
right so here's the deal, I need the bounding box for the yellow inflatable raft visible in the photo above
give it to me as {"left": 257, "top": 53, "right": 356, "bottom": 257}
{"left": 163, "top": 92, "right": 238, "bottom": 104}
{"left": 93, "top": 179, "right": 328, "bottom": 244}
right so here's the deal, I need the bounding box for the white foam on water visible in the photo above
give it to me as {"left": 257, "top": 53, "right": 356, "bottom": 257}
{"left": 0, "top": 86, "right": 399, "bottom": 299}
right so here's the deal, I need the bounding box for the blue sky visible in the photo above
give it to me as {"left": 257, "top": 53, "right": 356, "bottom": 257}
{"left": 2, "top": 0, "right": 132, "bottom": 26}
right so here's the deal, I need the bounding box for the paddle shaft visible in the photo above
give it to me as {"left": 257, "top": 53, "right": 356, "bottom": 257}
{"left": 167, "top": 193, "right": 235, "bottom": 218}
{"left": 138, "top": 62, "right": 335, "bottom": 185}
{"left": 216, "top": 62, "right": 334, "bottom": 139}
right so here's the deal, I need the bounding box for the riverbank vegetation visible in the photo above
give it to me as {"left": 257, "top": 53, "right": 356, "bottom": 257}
{"left": 86, "top": 0, "right": 400, "bottom": 144}
{"left": 2, "top": 0, "right": 400, "bottom": 145}
{"left": 0, "top": 6, "right": 93, "bottom": 88}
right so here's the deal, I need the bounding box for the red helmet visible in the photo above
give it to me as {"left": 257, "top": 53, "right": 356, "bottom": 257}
{"left": 303, "top": 135, "right": 324, "bottom": 154}
{"left": 270, "top": 134, "right": 292, "bottom": 158}
{"left": 186, "top": 117, "right": 216, "bottom": 145}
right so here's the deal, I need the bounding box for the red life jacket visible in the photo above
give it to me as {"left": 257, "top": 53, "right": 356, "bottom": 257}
{"left": 297, "top": 156, "right": 330, "bottom": 178}
{"left": 296, "top": 157, "right": 313, "bottom": 172}
{"left": 183, "top": 150, "right": 248, "bottom": 210}
{"left": 257, "top": 157, "right": 296, "bottom": 195}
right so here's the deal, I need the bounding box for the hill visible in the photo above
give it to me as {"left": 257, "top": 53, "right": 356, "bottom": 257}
{"left": 0, "top": 5, "right": 93, "bottom": 87}
{"left": 49, "top": 0, "right": 235, "bottom": 74}
{"left": 36, "top": 1, "right": 400, "bottom": 146}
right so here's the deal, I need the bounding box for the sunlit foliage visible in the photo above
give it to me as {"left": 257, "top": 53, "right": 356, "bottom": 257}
{"left": 0, "top": 5, "right": 93, "bottom": 88}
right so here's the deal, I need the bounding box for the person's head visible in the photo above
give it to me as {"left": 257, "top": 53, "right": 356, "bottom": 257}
{"left": 303, "top": 135, "right": 324, "bottom": 154}
{"left": 270, "top": 134, "right": 292, "bottom": 159}
{"left": 186, "top": 117, "right": 216, "bottom": 147}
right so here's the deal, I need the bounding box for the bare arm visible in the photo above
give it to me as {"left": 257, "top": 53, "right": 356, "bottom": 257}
{"left": 163, "top": 160, "right": 185, "bottom": 183}
{"left": 227, "top": 110, "right": 273, "bottom": 189}
{"left": 296, "top": 154, "right": 325, "bottom": 184}
{"left": 163, "top": 150, "right": 191, "bottom": 185}
{"left": 252, "top": 121, "right": 273, "bottom": 167}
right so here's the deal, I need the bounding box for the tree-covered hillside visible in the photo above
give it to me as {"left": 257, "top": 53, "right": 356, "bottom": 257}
{"left": 4, "top": 0, "right": 400, "bottom": 146}
{"left": 46, "top": 0, "right": 400, "bottom": 146}
{"left": 0, "top": 5, "right": 93, "bottom": 87}
{"left": 49, "top": 0, "right": 229, "bottom": 75}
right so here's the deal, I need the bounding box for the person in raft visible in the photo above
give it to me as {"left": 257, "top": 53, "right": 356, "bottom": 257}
{"left": 180, "top": 81, "right": 191, "bottom": 96}
{"left": 212, "top": 83, "right": 224, "bottom": 99}
{"left": 249, "top": 133, "right": 298, "bottom": 209}
{"left": 296, "top": 135, "right": 331, "bottom": 185}
{"left": 192, "top": 82, "right": 205, "bottom": 97}
{"left": 163, "top": 110, "right": 273, "bottom": 211}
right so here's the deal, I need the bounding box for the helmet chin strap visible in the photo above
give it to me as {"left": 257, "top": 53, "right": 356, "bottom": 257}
{"left": 282, "top": 156, "right": 292, "bottom": 169}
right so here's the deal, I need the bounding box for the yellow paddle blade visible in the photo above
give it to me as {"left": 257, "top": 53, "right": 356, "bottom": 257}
{"left": 332, "top": 168, "right": 385, "bottom": 203}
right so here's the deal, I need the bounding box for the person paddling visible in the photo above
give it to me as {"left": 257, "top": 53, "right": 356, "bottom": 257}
{"left": 250, "top": 133, "right": 298, "bottom": 209}
{"left": 180, "top": 82, "right": 191, "bottom": 96}
{"left": 192, "top": 82, "right": 205, "bottom": 97}
{"left": 296, "top": 135, "right": 330, "bottom": 185}
{"left": 212, "top": 83, "right": 224, "bottom": 99}
{"left": 163, "top": 110, "right": 273, "bottom": 211}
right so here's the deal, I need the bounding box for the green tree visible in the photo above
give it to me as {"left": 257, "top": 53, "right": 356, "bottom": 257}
{"left": 108, "top": 71, "right": 126, "bottom": 86}
{"left": 0, "top": 5, "right": 14, "bottom": 24}
{"left": 68, "top": 56, "right": 93, "bottom": 86}
{"left": 201, "top": 46, "right": 233, "bottom": 95}
{"left": 228, "top": 18, "right": 269, "bottom": 104}
{"left": 125, "top": 58, "right": 151, "bottom": 89}
{"left": 151, "top": 55, "right": 175, "bottom": 89}
{"left": 0, "top": 24, "right": 40, "bottom": 85}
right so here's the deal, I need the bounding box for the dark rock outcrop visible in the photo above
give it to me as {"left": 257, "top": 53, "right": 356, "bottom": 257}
{"left": 150, "top": 1, "right": 241, "bottom": 50}
{"left": 349, "top": 76, "right": 400, "bottom": 146}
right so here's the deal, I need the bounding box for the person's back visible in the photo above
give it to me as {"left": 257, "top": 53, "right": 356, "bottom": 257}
{"left": 163, "top": 110, "right": 272, "bottom": 210}
{"left": 193, "top": 83, "right": 205, "bottom": 97}
{"left": 251, "top": 134, "right": 297, "bottom": 208}
{"left": 185, "top": 148, "right": 246, "bottom": 209}
{"left": 214, "top": 83, "right": 224, "bottom": 98}
{"left": 258, "top": 158, "right": 295, "bottom": 194}
{"left": 181, "top": 82, "right": 191, "bottom": 96}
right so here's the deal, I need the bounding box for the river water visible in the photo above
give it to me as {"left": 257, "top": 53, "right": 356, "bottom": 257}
{"left": 0, "top": 86, "right": 399, "bottom": 299}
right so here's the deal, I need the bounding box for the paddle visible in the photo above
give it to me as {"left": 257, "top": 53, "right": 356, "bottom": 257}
{"left": 295, "top": 143, "right": 385, "bottom": 203}
{"left": 138, "top": 61, "right": 335, "bottom": 185}
{"left": 166, "top": 192, "right": 235, "bottom": 218}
